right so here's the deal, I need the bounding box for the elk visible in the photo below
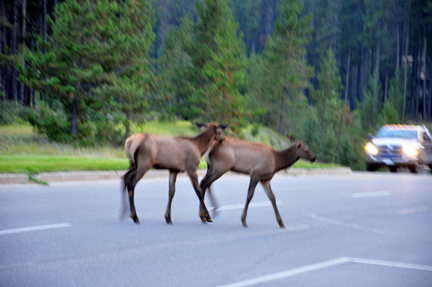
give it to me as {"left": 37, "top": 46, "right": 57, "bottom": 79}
{"left": 200, "top": 134, "right": 317, "bottom": 228}
{"left": 121, "top": 122, "right": 228, "bottom": 224}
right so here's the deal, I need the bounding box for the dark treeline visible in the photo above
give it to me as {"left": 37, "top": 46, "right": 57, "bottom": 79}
{"left": 1, "top": 0, "right": 431, "bottom": 170}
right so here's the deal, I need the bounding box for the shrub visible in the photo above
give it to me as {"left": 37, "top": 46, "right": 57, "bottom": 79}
{"left": 28, "top": 102, "right": 72, "bottom": 143}
{"left": 0, "top": 101, "right": 31, "bottom": 125}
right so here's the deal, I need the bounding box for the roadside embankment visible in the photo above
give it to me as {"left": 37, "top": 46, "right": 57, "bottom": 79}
{"left": 0, "top": 168, "right": 352, "bottom": 185}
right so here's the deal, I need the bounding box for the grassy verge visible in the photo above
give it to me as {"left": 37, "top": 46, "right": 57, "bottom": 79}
{"left": 0, "top": 155, "right": 210, "bottom": 174}
{"left": 0, "top": 155, "right": 335, "bottom": 174}
{"left": 0, "top": 122, "right": 340, "bottom": 174}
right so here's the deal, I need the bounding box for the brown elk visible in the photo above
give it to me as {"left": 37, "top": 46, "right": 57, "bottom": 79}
{"left": 121, "top": 122, "right": 228, "bottom": 224}
{"left": 200, "top": 134, "right": 317, "bottom": 228}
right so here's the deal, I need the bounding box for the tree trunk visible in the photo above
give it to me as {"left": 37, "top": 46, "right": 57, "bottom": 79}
{"left": 422, "top": 37, "right": 427, "bottom": 120}
{"left": 71, "top": 100, "right": 78, "bottom": 137}
{"left": 21, "top": 0, "right": 27, "bottom": 105}
{"left": 12, "top": 0, "right": 18, "bottom": 103}
{"left": 414, "top": 50, "right": 420, "bottom": 122}
{"left": 222, "top": 87, "right": 226, "bottom": 124}
{"left": 353, "top": 65, "right": 358, "bottom": 109}
{"left": 396, "top": 24, "right": 400, "bottom": 69}
{"left": 360, "top": 47, "right": 364, "bottom": 102}
{"left": 0, "top": 1, "right": 5, "bottom": 100}
{"left": 373, "top": 40, "right": 381, "bottom": 115}
{"left": 43, "top": 0, "right": 47, "bottom": 43}
{"left": 278, "top": 87, "right": 286, "bottom": 135}
{"left": 428, "top": 63, "right": 432, "bottom": 121}
{"left": 402, "top": 23, "right": 409, "bottom": 122}
{"left": 344, "top": 46, "right": 351, "bottom": 105}
{"left": 125, "top": 110, "right": 131, "bottom": 138}
{"left": 384, "top": 69, "right": 389, "bottom": 102}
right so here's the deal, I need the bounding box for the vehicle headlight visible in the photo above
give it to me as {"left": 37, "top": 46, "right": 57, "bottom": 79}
{"left": 402, "top": 145, "right": 418, "bottom": 157}
{"left": 365, "top": 143, "right": 378, "bottom": 155}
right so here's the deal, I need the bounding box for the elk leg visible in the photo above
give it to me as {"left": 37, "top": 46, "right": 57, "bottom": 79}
{"left": 261, "top": 180, "right": 285, "bottom": 228}
{"left": 120, "top": 167, "right": 136, "bottom": 220}
{"left": 241, "top": 177, "right": 259, "bottom": 227}
{"left": 127, "top": 161, "right": 151, "bottom": 224}
{"left": 207, "top": 185, "right": 220, "bottom": 217}
{"left": 165, "top": 170, "right": 178, "bottom": 224}
{"left": 199, "top": 171, "right": 224, "bottom": 218}
{"left": 189, "top": 171, "right": 212, "bottom": 223}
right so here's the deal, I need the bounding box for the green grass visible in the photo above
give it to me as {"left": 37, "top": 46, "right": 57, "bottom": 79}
{"left": 0, "top": 123, "right": 125, "bottom": 157}
{"left": 0, "top": 121, "right": 339, "bottom": 174}
{"left": 292, "top": 160, "right": 339, "bottom": 169}
{"left": 0, "top": 155, "right": 130, "bottom": 174}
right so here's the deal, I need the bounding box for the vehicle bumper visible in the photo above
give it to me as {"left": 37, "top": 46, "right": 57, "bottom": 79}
{"left": 365, "top": 154, "right": 418, "bottom": 166}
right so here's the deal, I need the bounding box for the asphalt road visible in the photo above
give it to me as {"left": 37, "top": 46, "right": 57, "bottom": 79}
{"left": 1, "top": 172, "right": 432, "bottom": 287}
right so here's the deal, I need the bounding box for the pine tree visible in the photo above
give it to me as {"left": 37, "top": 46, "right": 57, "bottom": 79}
{"left": 183, "top": 0, "right": 230, "bottom": 118}
{"left": 312, "top": 48, "right": 342, "bottom": 131}
{"left": 158, "top": 16, "right": 196, "bottom": 120}
{"left": 201, "top": 12, "right": 248, "bottom": 129}
{"left": 20, "top": 0, "right": 155, "bottom": 143}
{"left": 256, "top": 0, "right": 313, "bottom": 134}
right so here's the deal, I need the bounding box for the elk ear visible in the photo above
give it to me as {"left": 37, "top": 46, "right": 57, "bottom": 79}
{"left": 219, "top": 124, "right": 229, "bottom": 130}
{"left": 286, "top": 133, "right": 296, "bottom": 142}
{"left": 195, "top": 122, "right": 207, "bottom": 129}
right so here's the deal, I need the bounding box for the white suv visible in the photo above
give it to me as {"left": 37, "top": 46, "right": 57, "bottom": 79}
{"left": 365, "top": 124, "right": 432, "bottom": 173}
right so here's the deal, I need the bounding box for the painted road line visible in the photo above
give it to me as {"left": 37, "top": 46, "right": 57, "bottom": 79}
{"left": 0, "top": 223, "right": 72, "bottom": 235}
{"left": 308, "top": 213, "right": 394, "bottom": 236}
{"left": 349, "top": 257, "right": 432, "bottom": 272}
{"left": 217, "top": 257, "right": 350, "bottom": 287}
{"left": 217, "top": 201, "right": 283, "bottom": 211}
{"left": 217, "top": 257, "right": 432, "bottom": 287}
{"left": 352, "top": 191, "right": 391, "bottom": 198}
{"left": 399, "top": 206, "right": 427, "bottom": 214}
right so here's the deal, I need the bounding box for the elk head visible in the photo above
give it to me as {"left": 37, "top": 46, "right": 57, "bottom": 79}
{"left": 195, "top": 122, "right": 229, "bottom": 143}
{"left": 287, "top": 133, "right": 317, "bottom": 163}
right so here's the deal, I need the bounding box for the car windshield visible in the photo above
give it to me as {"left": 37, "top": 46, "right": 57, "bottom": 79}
{"left": 375, "top": 128, "right": 418, "bottom": 139}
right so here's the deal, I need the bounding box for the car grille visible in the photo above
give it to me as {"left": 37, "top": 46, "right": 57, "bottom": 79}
{"left": 377, "top": 145, "right": 402, "bottom": 156}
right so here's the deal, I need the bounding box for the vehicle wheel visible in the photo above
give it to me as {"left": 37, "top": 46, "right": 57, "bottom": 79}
{"left": 389, "top": 166, "right": 397, "bottom": 173}
{"left": 429, "top": 165, "right": 432, "bottom": 174}
{"left": 366, "top": 163, "right": 379, "bottom": 172}
{"left": 408, "top": 165, "right": 418, "bottom": 173}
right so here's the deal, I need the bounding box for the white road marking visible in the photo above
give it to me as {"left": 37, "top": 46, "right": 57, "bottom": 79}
{"left": 399, "top": 206, "right": 427, "bottom": 214}
{"left": 0, "top": 223, "right": 72, "bottom": 235}
{"left": 217, "top": 257, "right": 432, "bottom": 287}
{"left": 216, "top": 201, "right": 283, "bottom": 211}
{"left": 308, "top": 213, "right": 394, "bottom": 236}
{"left": 217, "top": 257, "right": 350, "bottom": 287}
{"left": 352, "top": 191, "right": 390, "bottom": 198}
{"left": 349, "top": 257, "right": 432, "bottom": 272}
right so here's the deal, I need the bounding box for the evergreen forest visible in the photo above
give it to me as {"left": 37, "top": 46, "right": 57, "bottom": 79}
{"left": 1, "top": 0, "right": 431, "bottom": 170}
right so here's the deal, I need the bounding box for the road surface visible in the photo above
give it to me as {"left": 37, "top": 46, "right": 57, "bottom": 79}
{"left": 1, "top": 172, "right": 432, "bottom": 286}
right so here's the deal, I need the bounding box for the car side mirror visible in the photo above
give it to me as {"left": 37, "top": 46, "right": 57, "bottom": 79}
{"left": 366, "top": 133, "right": 374, "bottom": 140}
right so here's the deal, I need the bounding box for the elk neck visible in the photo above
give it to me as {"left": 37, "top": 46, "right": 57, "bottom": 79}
{"left": 274, "top": 145, "right": 300, "bottom": 172}
{"left": 193, "top": 127, "right": 216, "bottom": 156}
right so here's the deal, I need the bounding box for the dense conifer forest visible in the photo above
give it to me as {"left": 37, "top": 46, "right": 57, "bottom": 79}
{"left": 1, "top": 0, "right": 431, "bottom": 170}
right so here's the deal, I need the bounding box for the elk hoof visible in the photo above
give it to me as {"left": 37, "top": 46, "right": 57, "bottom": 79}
{"left": 165, "top": 216, "right": 172, "bottom": 224}
{"left": 132, "top": 217, "right": 140, "bottom": 224}
{"left": 242, "top": 221, "right": 248, "bottom": 228}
